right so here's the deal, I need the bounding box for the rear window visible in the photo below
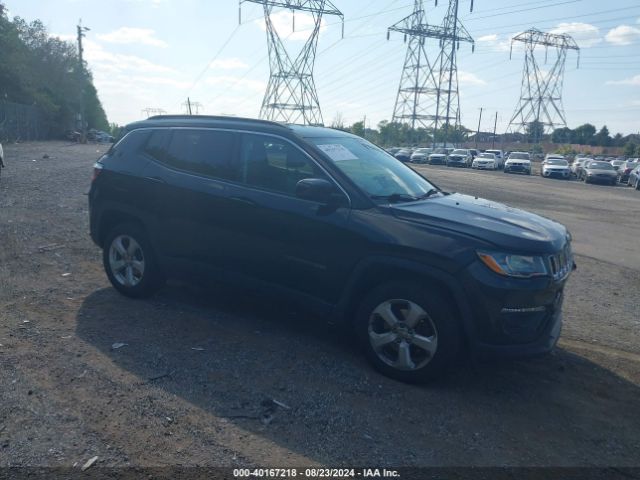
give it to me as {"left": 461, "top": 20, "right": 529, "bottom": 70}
{"left": 589, "top": 162, "right": 614, "bottom": 170}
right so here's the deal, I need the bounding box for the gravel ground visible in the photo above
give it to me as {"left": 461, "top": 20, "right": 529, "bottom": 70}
{"left": 1, "top": 143, "right": 639, "bottom": 470}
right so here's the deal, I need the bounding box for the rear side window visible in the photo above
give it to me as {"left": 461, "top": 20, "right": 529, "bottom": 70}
{"left": 160, "top": 129, "right": 239, "bottom": 181}
{"left": 111, "top": 129, "right": 150, "bottom": 156}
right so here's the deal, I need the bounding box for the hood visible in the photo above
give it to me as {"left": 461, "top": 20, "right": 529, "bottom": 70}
{"left": 390, "top": 193, "right": 567, "bottom": 253}
{"left": 543, "top": 164, "right": 569, "bottom": 170}
{"left": 506, "top": 159, "right": 531, "bottom": 164}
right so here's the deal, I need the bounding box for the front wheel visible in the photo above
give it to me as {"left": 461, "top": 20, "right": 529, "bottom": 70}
{"left": 355, "top": 282, "right": 461, "bottom": 383}
{"left": 103, "top": 222, "right": 165, "bottom": 298}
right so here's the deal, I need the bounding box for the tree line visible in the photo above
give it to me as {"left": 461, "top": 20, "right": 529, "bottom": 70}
{"left": 0, "top": 3, "right": 109, "bottom": 138}
{"left": 333, "top": 116, "right": 638, "bottom": 156}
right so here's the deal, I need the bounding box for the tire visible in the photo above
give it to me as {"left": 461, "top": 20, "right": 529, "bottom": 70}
{"left": 103, "top": 222, "right": 165, "bottom": 298}
{"left": 636, "top": 179, "right": 640, "bottom": 190}
{"left": 355, "top": 282, "right": 461, "bottom": 383}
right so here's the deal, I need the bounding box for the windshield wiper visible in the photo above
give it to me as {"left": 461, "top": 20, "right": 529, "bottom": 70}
{"left": 371, "top": 193, "right": 419, "bottom": 203}
{"left": 418, "top": 189, "right": 440, "bottom": 199}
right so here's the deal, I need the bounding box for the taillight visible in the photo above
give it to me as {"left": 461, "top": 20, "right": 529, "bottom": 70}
{"left": 91, "top": 162, "right": 103, "bottom": 182}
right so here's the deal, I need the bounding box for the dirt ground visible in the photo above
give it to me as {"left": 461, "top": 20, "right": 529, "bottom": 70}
{"left": 1, "top": 142, "right": 639, "bottom": 470}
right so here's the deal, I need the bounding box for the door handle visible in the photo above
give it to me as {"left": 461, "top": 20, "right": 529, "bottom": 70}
{"left": 144, "top": 176, "right": 166, "bottom": 184}
{"left": 229, "top": 196, "right": 257, "bottom": 206}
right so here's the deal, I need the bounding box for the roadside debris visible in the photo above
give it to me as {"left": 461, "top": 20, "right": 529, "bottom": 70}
{"left": 61, "top": 273, "right": 71, "bottom": 277}
{"left": 111, "top": 342, "right": 127, "bottom": 350}
{"left": 37, "top": 243, "right": 65, "bottom": 252}
{"left": 80, "top": 456, "right": 98, "bottom": 471}
{"left": 191, "top": 347, "right": 205, "bottom": 351}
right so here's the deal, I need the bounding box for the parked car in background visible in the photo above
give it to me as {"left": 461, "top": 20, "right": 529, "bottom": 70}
{"left": 541, "top": 158, "right": 571, "bottom": 179}
{"left": 394, "top": 148, "right": 413, "bottom": 163}
{"left": 446, "top": 149, "right": 473, "bottom": 167}
{"left": 626, "top": 164, "right": 640, "bottom": 190}
{"left": 618, "top": 161, "right": 640, "bottom": 184}
{"left": 386, "top": 147, "right": 401, "bottom": 156}
{"left": 581, "top": 160, "right": 617, "bottom": 185}
{"left": 410, "top": 147, "right": 433, "bottom": 164}
{"left": 472, "top": 153, "right": 498, "bottom": 170}
{"left": 428, "top": 148, "right": 448, "bottom": 165}
{"left": 504, "top": 152, "right": 531, "bottom": 175}
{"left": 484, "top": 149, "right": 505, "bottom": 169}
{"left": 610, "top": 159, "right": 625, "bottom": 171}
{"left": 571, "top": 158, "right": 588, "bottom": 177}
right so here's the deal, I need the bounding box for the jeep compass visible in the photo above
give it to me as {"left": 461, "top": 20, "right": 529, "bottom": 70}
{"left": 89, "top": 115, "right": 574, "bottom": 383}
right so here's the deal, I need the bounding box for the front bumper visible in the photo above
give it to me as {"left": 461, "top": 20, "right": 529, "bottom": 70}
{"left": 543, "top": 169, "right": 570, "bottom": 178}
{"left": 458, "top": 259, "right": 571, "bottom": 359}
{"left": 505, "top": 164, "right": 530, "bottom": 173}
{"left": 473, "top": 163, "right": 495, "bottom": 170}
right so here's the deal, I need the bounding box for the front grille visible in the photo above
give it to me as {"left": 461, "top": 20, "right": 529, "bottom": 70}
{"left": 549, "top": 243, "right": 572, "bottom": 281}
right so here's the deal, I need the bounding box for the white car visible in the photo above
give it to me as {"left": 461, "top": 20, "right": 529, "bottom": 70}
{"left": 410, "top": 148, "right": 433, "bottom": 164}
{"left": 484, "top": 149, "right": 505, "bottom": 169}
{"left": 541, "top": 158, "right": 571, "bottom": 179}
{"left": 504, "top": 152, "right": 531, "bottom": 174}
{"left": 472, "top": 153, "right": 498, "bottom": 170}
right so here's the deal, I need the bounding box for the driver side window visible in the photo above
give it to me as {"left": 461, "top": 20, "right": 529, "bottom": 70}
{"left": 239, "top": 133, "right": 329, "bottom": 196}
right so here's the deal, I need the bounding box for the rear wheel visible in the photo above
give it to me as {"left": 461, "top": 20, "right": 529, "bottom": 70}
{"left": 355, "top": 282, "right": 461, "bottom": 383}
{"left": 103, "top": 222, "right": 165, "bottom": 298}
{"left": 635, "top": 178, "right": 640, "bottom": 190}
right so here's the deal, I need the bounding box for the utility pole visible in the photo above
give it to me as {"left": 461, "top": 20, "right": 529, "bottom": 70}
{"left": 181, "top": 98, "right": 202, "bottom": 115}
{"left": 77, "top": 20, "right": 90, "bottom": 143}
{"left": 475, "top": 107, "right": 483, "bottom": 149}
{"left": 492, "top": 111, "right": 498, "bottom": 149}
{"left": 141, "top": 108, "right": 167, "bottom": 118}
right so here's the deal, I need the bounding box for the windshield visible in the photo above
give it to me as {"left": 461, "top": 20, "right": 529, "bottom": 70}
{"left": 478, "top": 153, "right": 495, "bottom": 159}
{"left": 310, "top": 136, "right": 437, "bottom": 201}
{"left": 546, "top": 159, "right": 568, "bottom": 166}
{"left": 451, "top": 149, "right": 467, "bottom": 155}
{"left": 589, "top": 162, "right": 614, "bottom": 170}
{"left": 509, "top": 153, "right": 529, "bottom": 160}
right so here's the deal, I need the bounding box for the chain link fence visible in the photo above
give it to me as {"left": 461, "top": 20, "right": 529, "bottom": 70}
{"left": 0, "top": 101, "right": 49, "bottom": 142}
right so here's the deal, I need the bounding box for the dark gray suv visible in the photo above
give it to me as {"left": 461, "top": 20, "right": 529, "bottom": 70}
{"left": 89, "top": 115, "right": 574, "bottom": 383}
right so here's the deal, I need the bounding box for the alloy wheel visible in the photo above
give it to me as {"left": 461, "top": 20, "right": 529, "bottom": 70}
{"left": 108, "top": 235, "right": 145, "bottom": 287}
{"left": 367, "top": 299, "right": 438, "bottom": 371}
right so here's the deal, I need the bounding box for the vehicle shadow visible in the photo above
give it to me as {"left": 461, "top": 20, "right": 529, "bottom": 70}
{"left": 75, "top": 284, "right": 640, "bottom": 467}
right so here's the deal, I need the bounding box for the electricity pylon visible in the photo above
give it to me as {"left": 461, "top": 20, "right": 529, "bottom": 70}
{"left": 239, "top": 1, "right": 343, "bottom": 126}
{"left": 388, "top": 0, "right": 474, "bottom": 144}
{"left": 507, "top": 28, "right": 580, "bottom": 143}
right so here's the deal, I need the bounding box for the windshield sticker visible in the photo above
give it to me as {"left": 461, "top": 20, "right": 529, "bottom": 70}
{"left": 317, "top": 144, "right": 359, "bottom": 161}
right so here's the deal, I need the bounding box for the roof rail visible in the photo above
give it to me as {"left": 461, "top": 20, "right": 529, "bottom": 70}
{"left": 145, "top": 114, "right": 287, "bottom": 128}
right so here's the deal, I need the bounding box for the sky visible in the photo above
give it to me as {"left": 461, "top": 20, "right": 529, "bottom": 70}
{"left": 4, "top": 0, "right": 640, "bottom": 135}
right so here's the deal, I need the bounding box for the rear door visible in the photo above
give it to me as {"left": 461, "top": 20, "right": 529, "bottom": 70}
{"left": 140, "top": 127, "right": 242, "bottom": 271}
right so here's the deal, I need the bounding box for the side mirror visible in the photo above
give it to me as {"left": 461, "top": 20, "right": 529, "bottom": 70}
{"left": 295, "top": 178, "right": 340, "bottom": 204}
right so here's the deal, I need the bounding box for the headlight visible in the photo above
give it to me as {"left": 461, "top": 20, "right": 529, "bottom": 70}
{"left": 478, "top": 251, "right": 548, "bottom": 278}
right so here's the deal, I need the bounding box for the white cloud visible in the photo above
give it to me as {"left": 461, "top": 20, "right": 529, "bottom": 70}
{"left": 606, "top": 75, "right": 640, "bottom": 86}
{"left": 475, "top": 33, "right": 520, "bottom": 53}
{"left": 81, "top": 39, "right": 176, "bottom": 74}
{"left": 97, "top": 27, "right": 167, "bottom": 48}
{"left": 550, "top": 22, "right": 601, "bottom": 48}
{"left": 458, "top": 71, "right": 486, "bottom": 86}
{"left": 209, "top": 58, "right": 248, "bottom": 70}
{"left": 254, "top": 10, "right": 328, "bottom": 42}
{"left": 605, "top": 25, "right": 640, "bottom": 45}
